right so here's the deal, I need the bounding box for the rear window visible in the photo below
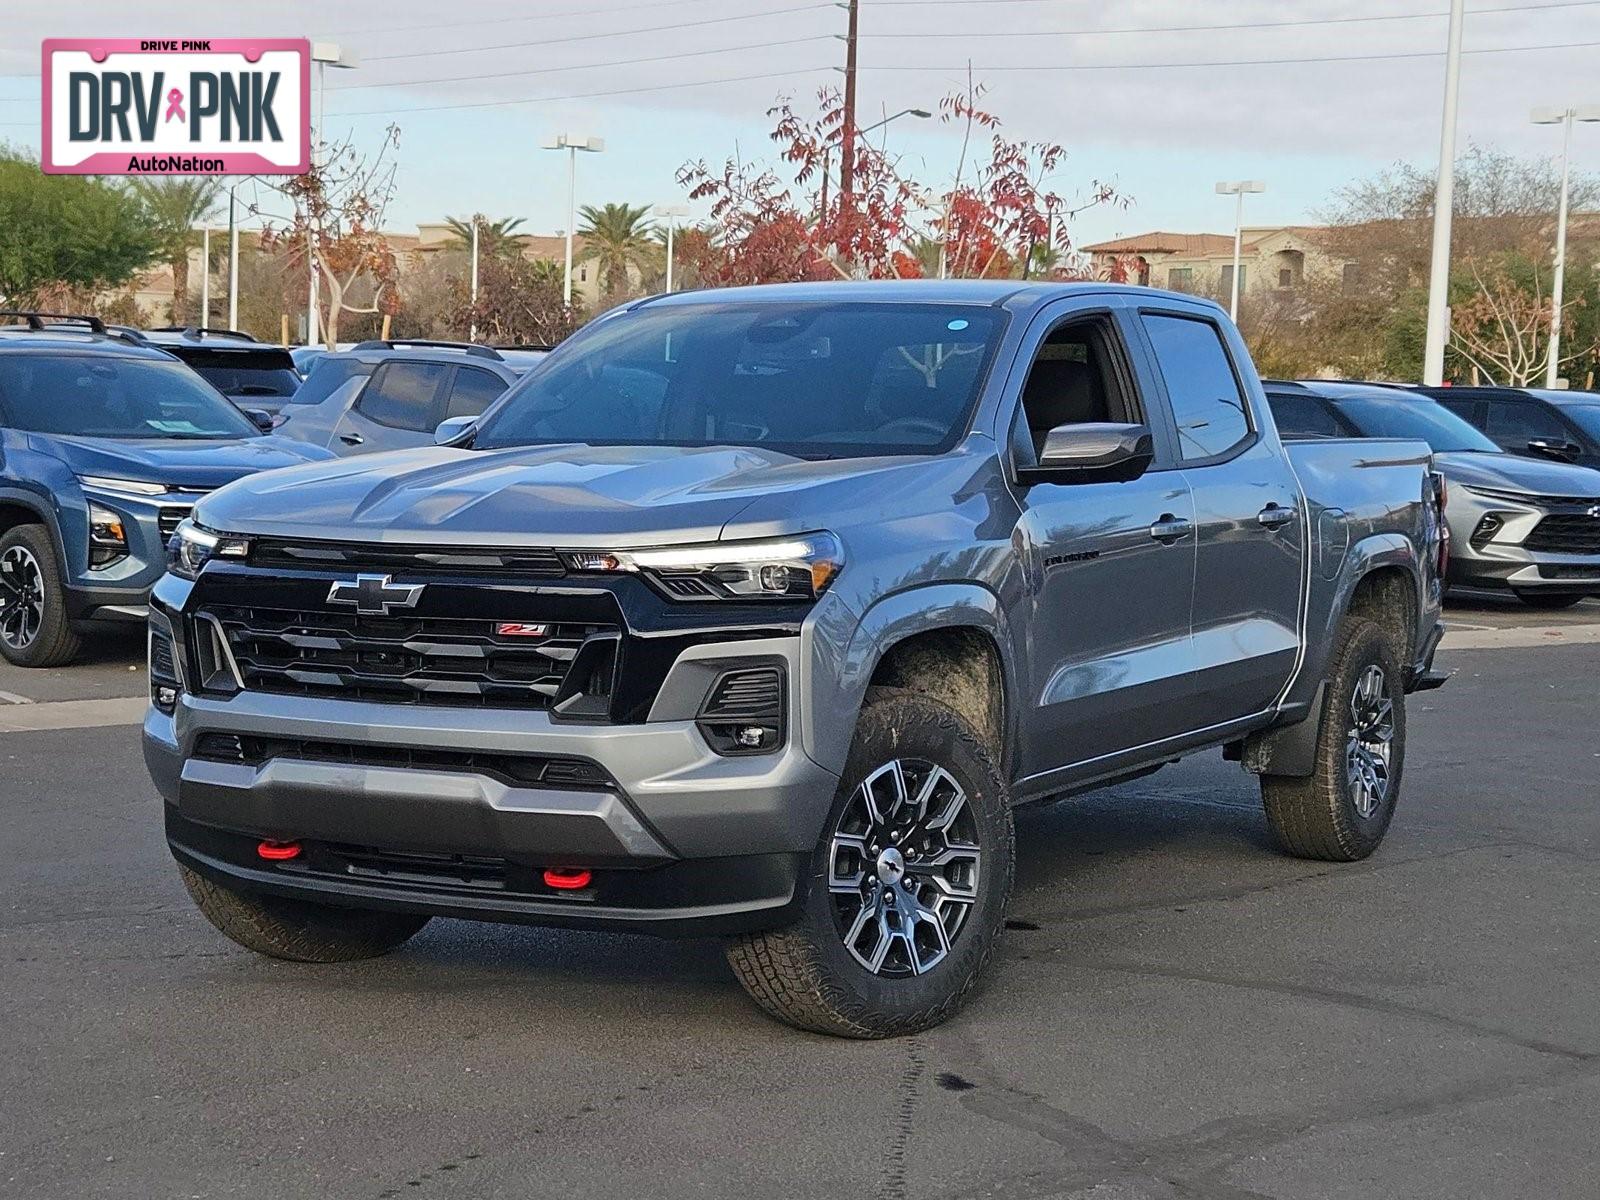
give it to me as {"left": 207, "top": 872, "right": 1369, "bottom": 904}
{"left": 1140, "top": 314, "right": 1252, "bottom": 461}
{"left": 287, "top": 355, "right": 376, "bottom": 406}
{"left": 0, "top": 353, "right": 260, "bottom": 439}
{"left": 163, "top": 346, "right": 301, "bottom": 397}
{"left": 1266, "top": 392, "right": 1349, "bottom": 439}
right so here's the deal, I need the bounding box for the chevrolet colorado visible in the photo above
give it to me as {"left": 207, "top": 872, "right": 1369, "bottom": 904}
{"left": 144, "top": 282, "right": 1447, "bottom": 1037}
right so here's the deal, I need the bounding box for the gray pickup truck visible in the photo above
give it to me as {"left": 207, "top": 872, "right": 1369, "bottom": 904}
{"left": 144, "top": 282, "right": 1447, "bottom": 1038}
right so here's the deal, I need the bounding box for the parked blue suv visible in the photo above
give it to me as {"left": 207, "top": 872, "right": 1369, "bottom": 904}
{"left": 0, "top": 314, "right": 331, "bottom": 667}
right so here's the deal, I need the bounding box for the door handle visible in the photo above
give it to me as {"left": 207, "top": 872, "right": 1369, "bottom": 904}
{"left": 1148, "top": 514, "right": 1193, "bottom": 544}
{"left": 338, "top": 432, "right": 365, "bottom": 446}
{"left": 1257, "top": 503, "right": 1297, "bottom": 529}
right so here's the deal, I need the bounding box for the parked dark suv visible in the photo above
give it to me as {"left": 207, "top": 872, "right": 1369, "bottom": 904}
{"left": 0, "top": 313, "right": 330, "bottom": 667}
{"left": 1419, "top": 385, "right": 1600, "bottom": 471}
{"left": 273, "top": 340, "right": 545, "bottom": 455}
{"left": 140, "top": 328, "right": 303, "bottom": 416}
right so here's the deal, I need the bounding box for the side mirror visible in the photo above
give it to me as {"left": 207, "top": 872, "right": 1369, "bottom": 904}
{"left": 243, "top": 408, "right": 274, "bottom": 433}
{"left": 434, "top": 415, "right": 477, "bottom": 446}
{"left": 1527, "top": 437, "right": 1581, "bottom": 463}
{"left": 1016, "top": 422, "right": 1155, "bottom": 486}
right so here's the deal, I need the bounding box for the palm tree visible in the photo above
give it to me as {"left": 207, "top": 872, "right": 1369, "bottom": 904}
{"left": 444, "top": 214, "right": 527, "bottom": 262}
{"left": 128, "top": 177, "right": 221, "bottom": 322}
{"left": 577, "top": 203, "right": 659, "bottom": 296}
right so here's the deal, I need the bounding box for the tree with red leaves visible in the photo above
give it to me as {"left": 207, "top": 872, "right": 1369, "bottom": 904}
{"left": 677, "top": 80, "right": 1123, "bottom": 286}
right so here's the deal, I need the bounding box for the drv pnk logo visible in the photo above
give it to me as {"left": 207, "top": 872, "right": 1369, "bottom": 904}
{"left": 41, "top": 38, "right": 309, "bottom": 176}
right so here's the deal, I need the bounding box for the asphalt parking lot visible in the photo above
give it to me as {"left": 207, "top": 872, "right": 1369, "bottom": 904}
{"left": 3, "top": 595, "right": 1597, "bottom": 1199}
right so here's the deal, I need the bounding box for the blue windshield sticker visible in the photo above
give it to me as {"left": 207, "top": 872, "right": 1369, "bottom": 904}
{"left": 946, "top": 319, "right": 969, "bottom": 331}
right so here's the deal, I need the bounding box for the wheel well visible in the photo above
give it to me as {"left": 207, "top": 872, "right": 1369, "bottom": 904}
{"left": 0, "top": 501, "right": 47, "bottom": 541}
{"left": 1347, "top": 566, "right": 1416, "bottom": 661}
{"left": 869, "top": 627, "right": 1006, "bottom": 754}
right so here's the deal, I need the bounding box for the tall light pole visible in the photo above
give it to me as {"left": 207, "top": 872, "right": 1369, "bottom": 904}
{"left": 1422, "top": 0, "right": 1466, "bottom": 385}
{"left": 227, "top": 182, "right": 242, "bottom": 332}
{"left": 199, "top": 226, "right": 210, "bottom": 326}
{"left": 1532, "top": 105, "right": 1600, "bottom": 387}
{"left": 469, "top": 215, "right": 480, "bottom": 342}
{"left": 657, "top": 204, "right": 689, "bottom": 292}
{"left": 308, "top": 42, "right": 359, "bottom": 346}
{"left": 542, "top": 134, "right": 604, "bottom": 308}
{"left": 1215, "top": 180, "right": 1265, "bottom": 322}
{"left": 821, "top": 108, "right": 928, "bottom": 227}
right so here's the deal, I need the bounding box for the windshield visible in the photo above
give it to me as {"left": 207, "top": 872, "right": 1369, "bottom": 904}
{"left": 472, "top": 301, "right": 1004, "bottom": 458}
{"left": 1332, "top": 395, "right": 1500, "bottom": 453}
{"left": 1563, "top": 404, "right": 1600, "bottom": 443}
{"left": 0, "top": 354, "right": 260, "bottom": 439}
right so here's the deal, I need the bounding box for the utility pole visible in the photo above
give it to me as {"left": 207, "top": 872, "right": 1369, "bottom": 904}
{"left": 227, "top": 185, "right": 240, "bottom": 332}
{"left": 200, "top": 227, "right": 210, "bottom": 326}
{"left": 1422, "top": 0, "right": 1465, "bottom": 386}
{"left": 469, "top": 215, "right": 480, "bottom": 343}
{"left": 838, "top": 0, "right": 860, "bottom": 205}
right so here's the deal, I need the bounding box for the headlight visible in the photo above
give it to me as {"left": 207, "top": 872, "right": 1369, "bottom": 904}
{"left": 87, "top": 503, "right": 128, "bottom": 569}
{"left": 79, "top": 475, "right": 167, "bottom": 497}
{"left": 563, "top": 532, "right": 844, "bottom": 601}
{"left": 168, "top": 520, "right": 250, "bottom": 580}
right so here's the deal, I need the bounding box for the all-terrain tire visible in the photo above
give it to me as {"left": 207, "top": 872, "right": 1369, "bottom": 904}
{"left": 179, "top": 865, "right": 430, "bottom": 962}
{"left": 1261, "top": 618, "right": 1406, "bottom": 862}
{"left": 1513, "top": 590, "right": 1587, "bottom": 610}
{"left": 0, "top": 524, "right": 82, "bottom": 668}
{"left": 726, "top": 688, "right": 1014, "bottom": 1038}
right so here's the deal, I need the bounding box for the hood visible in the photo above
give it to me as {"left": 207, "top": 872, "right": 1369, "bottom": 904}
{"left": 1431, "top": 450, "right": 1600, "bottom": 498}
{"left": 194, "top": 442, "right": 960, "bottom": 547}
{"left": 34, "top": 434, "right": 332, "bottom": 489}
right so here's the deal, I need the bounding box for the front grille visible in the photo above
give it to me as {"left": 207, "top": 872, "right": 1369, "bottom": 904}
{"left": 249, "top": 538, "right": 566, "bottom": 578}
{"left": 192, "top": 733, "right": 612, "bottom": 789}
{"left": 1524, "top": 513, "right": 1600, "bottom": 555}
{"left": 197, "top": 604, "right": 612, "bottom": 708}
{"left": 1537, "top": 564, "right": 1600, "bottom": 580}
{"left": 157, "top": 507, "right": 191, "bottom": 541}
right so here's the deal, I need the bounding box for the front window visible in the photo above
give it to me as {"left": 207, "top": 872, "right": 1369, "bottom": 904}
{"left": 0, "top": 354, "right": 260, "bottom": 439}
{"left": 1333, "top": 396, "right": 1500, "bottom": 454}
{"left": 1559, "top": 404, "right": 1600, "bottom": 443}
{"left": 471, "top": 302, "right": 1004, "bottom": 459}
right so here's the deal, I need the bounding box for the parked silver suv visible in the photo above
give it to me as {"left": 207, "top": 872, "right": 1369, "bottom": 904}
{"left": 146, "top": 283, "right": 1446, "bottom": 1036}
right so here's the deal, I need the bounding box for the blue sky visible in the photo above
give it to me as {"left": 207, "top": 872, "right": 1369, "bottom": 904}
{"left": 6, "top": 1, "right": 1600, "bottom": 250}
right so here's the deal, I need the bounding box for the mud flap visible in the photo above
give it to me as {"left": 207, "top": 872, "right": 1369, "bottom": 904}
{"left": 1240, "top": 682, "right": 1326, "bottom": 778}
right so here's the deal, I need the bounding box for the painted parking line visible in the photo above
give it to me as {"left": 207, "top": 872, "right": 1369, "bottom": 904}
{"left": 0, "top": 696, "right": 147, "bottom": 733}
{"left": 0, "top": 687, "right": 36, "bottom": 705}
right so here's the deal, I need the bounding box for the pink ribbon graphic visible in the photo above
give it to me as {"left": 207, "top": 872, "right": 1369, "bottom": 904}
{"left": 164, "top": 88, "right": 185, "bottom": 123}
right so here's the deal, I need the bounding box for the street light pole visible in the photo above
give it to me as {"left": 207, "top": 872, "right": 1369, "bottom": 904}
{"left": 657, "top": 205, "right": 689, "bottom": 292}
{"left": 469, "top": 215, "right": 480, "bottom": 342}
{"left": 1532, "top": 105, "right": 1600, "bottom": 387}
{"left": 227, "top": 184, "right": 240, "bottom": 331}
{"left": 542, "top": 134, "right": 604, "bottom": 308}
{"left": 1215, "top": 180, "right": 1265, "bottom": 322}
{"left": 1422, "top": 0, "right": 1466, "bottom": 385}
{"left": 200, "top": 226, "right": 210, "bottom": 326}
{"left": 308, "top": 42, "right": 359, "bottom": 347}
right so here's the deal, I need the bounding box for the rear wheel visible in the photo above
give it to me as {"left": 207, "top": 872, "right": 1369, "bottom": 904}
{"left": 1261, "top": 619, "right": 1405, "bottom": 862}
{"left": 179, "top": 865, "right": 429, "bottom": 962}
{"left": 726, "top": 689, "right": 1014, "bottom": 1038}
{"left": 1513, "top": 590, "right": 1586, "bottom": 610}
{"left": 0, "top": 525, "right": 81, "bottom": 668}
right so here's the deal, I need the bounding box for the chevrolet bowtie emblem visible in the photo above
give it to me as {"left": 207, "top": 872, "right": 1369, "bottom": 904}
{"left": 326, "top": 574, "right": 424, "bottom": 616}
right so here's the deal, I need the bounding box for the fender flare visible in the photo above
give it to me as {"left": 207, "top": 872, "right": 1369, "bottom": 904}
{"left": 812, "top": 582, "right": 1020, "bottom": 777}
{"left": 0, "top": 485, "right": 67, "bottom": 565}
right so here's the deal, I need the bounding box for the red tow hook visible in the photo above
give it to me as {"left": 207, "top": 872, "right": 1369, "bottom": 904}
{"left": 256, "top": 840, "right": 302, "bottom": 861}
{"left": 543, "top": 867, "right": 592, "bottom": 890}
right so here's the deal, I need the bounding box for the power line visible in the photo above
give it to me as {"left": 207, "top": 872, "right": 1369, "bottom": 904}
{"left": 328, "top": 36, "right": 832, "bottom": 93}
{"left": 858, "top": 0, "right": 1600, "bottom": 38}
{"left": 322, "top": 0, "right": 774, "bottom": 38}
{"left": 329, "top": 65, "right": 834, "bottom": 119}
{"left": 365, "top": 3, "right": 834, "bottom": 62}
{"left": 859, "top": 37, "right": 1600, "bottom": 73}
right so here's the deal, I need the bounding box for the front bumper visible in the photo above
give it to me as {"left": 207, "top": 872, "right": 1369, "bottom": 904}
{"left": 1448, "top": 497, "right": 1600, "bottom": 593}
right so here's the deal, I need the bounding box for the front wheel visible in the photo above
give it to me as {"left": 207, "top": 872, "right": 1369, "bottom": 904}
{"left": 726, "top": 689, "right": 1014, "bottom": 1038}
{"left": 0, "top": 525, "right": 82, "bottom": 668}
{"left": 1513, "top": 590, "right": 1587, "bottom": 610}
{"left": 1261, "top": 618, "right": 1406, "bottom": 862}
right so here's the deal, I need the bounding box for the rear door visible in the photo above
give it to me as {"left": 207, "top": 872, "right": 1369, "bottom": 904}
{"left": 1135, "top": 306, "right": 1304, "bottom": 721}
{"left": 1006, "top": 297, "right": 1198, "bottom": 780}
{"left": 329, "top": 360, "right": 450, "bottom": 453}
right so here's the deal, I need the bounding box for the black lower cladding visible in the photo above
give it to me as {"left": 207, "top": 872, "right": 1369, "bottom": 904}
{"left": 183, "top": 559, "right": 803, "bottom": 722}
{"left": 166, "top": 808, "right": 807, "bottom": 937}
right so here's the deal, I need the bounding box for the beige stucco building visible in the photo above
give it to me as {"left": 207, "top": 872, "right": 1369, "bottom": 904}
{"left": 1081, "top": 226, "right": 1354, "bottom": 300}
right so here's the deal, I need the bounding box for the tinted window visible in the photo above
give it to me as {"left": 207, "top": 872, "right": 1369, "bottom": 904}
{"left": 288, "top": 355, "right": 376, "bottom": 407}
{"left": 0, "top": 354, "right": 259, "bottom": 439}
{"left": 1267, "top": 392, "right": 1348, "bottom": 439}
{"left": 1141, "top": 314, "right": 1251, "bottom": 460}
{"left": 445, "top": 366, "right": 508, "bottom": 419}
{"left": 164, "top": 347, "right": 301, "bottom": 397}
{"left": 356, "top": 362, "right": 448, "bottom": 431}
{"left": 1435, "top": 397, "right": 1479, "bottom": 425}
{"left": 1332, "top": 396, "right": 1500, "bottom": 453}
{"left": 1484, "top": 400, "right": 1568, "bottom": 445}
{"left": 473, "top": 303, "right": 1003, "bottom": 458}
{"left": 1563, "top": 404, "right": 1600, "bottom": 442}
